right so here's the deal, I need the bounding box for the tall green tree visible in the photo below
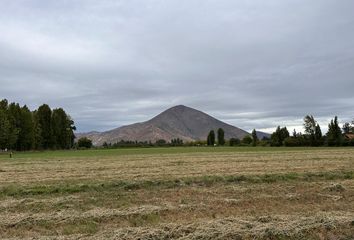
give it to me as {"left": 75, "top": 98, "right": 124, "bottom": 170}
{"left": 207, "top": 130, "right": 215, "bottom": 146}
{"left": 52, "top": 108, "right": 76, "bottom": 149}
{"left": 0, "top": 100, "right": 20, "bottom": 150}
{"left": 251, "top": 129, "right": 258, "bottom": 146}
{"left": 66, "top": 115, "right": 76, "bottom": 149}
{"left": 32, "top": 111, "right": 42, "bottom": 150}
{"left": 0, "top": 109, "right": 10, "bottom": 149}
{"left": 303, "top": 115, "right": 323, "bottom": 146}
{"left": 37, "top": 104, "right": 53, "bottom": 149}
{"left": 315, "top": 124, "right": 322, "bottom": 140}
{"left": 52, "top": 108, "right": 67, "bottom": 149}
{"left": 315, "top": 124, "right": 322, "bottom": 139}
{"left": 217, "top": 128, "right": 225, "bottom": 145}
{"left": 0, "top": 99, "right": 75, "bottom": 151}
{"left": 0, "top": 99, "right": 8, "bottom": 110}
{"left": 17, "top": 106, "right": 34, "bottom": 151}
{"left": 327, "top": 116, "right": 342, "bottom": 146}
{"left": 7, "top": 103, "right": 21, "bottom": 149}
{"left": 314, "top": 124, "right": 323, "bottom": 146}
{"left": 271, "top": 126, "right": 289, "bottom": 146}
{"left": 303, "top": 115, "right": 316, "bottom": 136}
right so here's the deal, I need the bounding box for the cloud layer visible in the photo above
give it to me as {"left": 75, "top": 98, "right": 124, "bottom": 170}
{"left": 1, "top": 0, "right": 353, "bottom": 133}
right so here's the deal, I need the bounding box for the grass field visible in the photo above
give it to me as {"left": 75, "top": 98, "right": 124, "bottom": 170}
{"left": 1, "top": 147, "right": 354, "bottom": 239}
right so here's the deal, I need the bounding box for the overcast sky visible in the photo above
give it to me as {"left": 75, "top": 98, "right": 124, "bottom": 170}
{"left": 1, "top": 0, "right": 353, "bottom": 133}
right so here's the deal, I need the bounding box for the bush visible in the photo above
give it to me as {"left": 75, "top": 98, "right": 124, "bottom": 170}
{"left": 284, "top": 137, "right": 301, "bottom": 147}
{"left": 242, "top": 135, "right": 253, "bottom": 145}
{"left": 77, "top": 137, "right": 93, "bottom": 149}
{"left": 343, "top": 138, "right": 354, "bottom": 146}
{"left": 171, "top": 138, "right": 183, "bottom": 146}
{"left": 258, "top": 139, "right": 270, "bottom": 147}
{"left": 283, "top": 136, "right": 312, "bottom": 147}
{"left": 229, "top": 138, "right": 240, "bottom": 146}
{"left": 155, "top": 139, "right": 167, "bottom": 146}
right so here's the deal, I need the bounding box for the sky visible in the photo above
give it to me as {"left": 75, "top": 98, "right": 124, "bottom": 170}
{"left": 0, "top": 0, "right": 353, "bottom": 133}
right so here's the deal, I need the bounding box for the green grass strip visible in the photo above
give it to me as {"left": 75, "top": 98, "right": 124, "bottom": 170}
{"left": 1, "top": 171, "right": 353, "bottom": 197}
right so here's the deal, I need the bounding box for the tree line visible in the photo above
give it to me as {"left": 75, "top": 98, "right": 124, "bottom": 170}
{"left": 206, "top": 128, "right": 256, "bottom": 147}
{"left": 98, "top": 114, "right": 354, "bottom": 149}
{"left": 203, "top": 116, "right": 354, "bottom": 147}
{"left": 271, "top": 115, "right": 354, "bottom": 147}
{"left": 0, "top": 99, "right": 76, "bottom": 151}
{"left": 96, "top": 138, "right": 185, "bottom": 149}
{"left": 79, "top": 114, "right": 354, "bottom": 149}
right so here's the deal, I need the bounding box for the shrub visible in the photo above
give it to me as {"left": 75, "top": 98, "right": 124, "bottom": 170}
{"left": 77, "top": 137, "right": 93, "bottom": 149}
{"left": 229, "top": 138, "right": 240, "bottom": 146}
{"left": 242, "top": 135, "right": 253, "bottom": 145}
{"left": 155, "top": 139, "right": 167, "bottom": 146}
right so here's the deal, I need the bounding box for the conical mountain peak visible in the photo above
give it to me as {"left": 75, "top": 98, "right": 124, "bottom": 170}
{"left": 78, "top": 105, "right": 251, "bottom": 145}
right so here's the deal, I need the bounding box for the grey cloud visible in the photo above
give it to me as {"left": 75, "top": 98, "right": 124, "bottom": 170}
{"left": 0, "top": 0, "right": 353, "bottom": 133}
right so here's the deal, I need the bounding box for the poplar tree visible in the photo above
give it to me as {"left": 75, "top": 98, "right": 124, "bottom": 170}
{"left": 327, "top": 116, "right": 342, "bottom": 146}
{"left": 207, "top": 130, "right": 215, "bottom": 146}
{"left": 251, "top": 129, "right": 258, "bottom": 146}
{"left": 37, "top": 104, "right": 53, "bottom": 149}
{"left": 0, "top": 109, "right": 10, "bottom": 149}
{"left": 17, "top": 106, "right": 34, "bottom": 150}
{"left": 0, "top": 99, "right": 75, "bottom": 151}
{"left": 217, "top": 128, "right": 225, "bottom": 145}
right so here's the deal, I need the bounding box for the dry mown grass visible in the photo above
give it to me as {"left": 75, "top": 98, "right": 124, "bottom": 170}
{"left": 0, "top": 148, "right": 354, "bottom": 239}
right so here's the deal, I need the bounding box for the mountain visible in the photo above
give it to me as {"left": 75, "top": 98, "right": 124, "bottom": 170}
{"left": 256, "top": 131, "right": 271, "bottom": 140}
{"left": 77, "top": 105, "right": 254, "bottom": 146}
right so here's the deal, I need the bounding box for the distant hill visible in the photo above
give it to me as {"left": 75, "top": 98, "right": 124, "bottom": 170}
{"left": 77, "top": 105, "right": 269, "bottom": 146}
{"left": 256, "top": 131, "right": 271, "bottom": 140}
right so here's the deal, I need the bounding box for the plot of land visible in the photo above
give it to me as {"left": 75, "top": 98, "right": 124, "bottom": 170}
{"left": 0, "top": 147, "right": 354, "bottom": 239}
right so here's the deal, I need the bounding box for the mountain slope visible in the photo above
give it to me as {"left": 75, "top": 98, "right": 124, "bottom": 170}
{"left": 78, "top": 105, "right": 251, "bottom": 145}
{"left": 256, "top": 131, "right": 271, "bottom": 140}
